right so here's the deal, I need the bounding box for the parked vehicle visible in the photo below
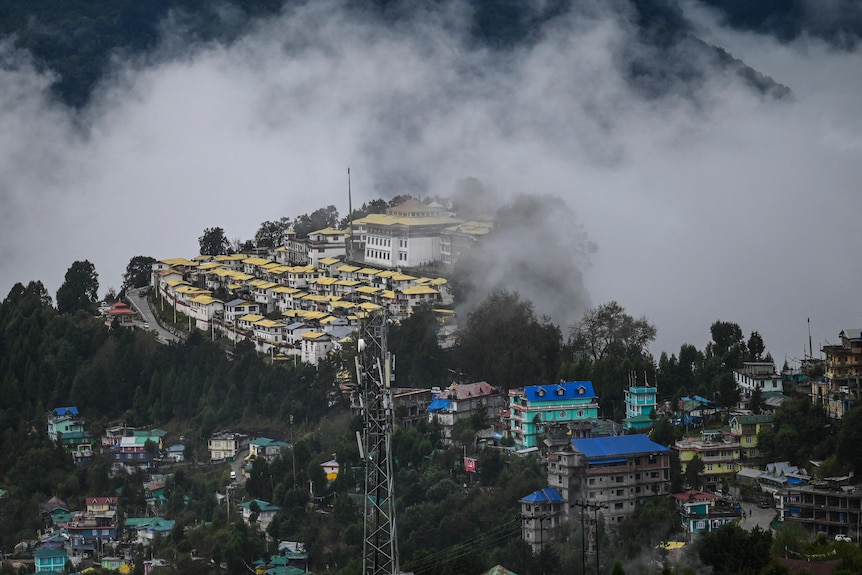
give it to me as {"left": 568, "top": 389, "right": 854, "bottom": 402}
{"left": 835, "top": 534, "right": 852, "bottom": 542}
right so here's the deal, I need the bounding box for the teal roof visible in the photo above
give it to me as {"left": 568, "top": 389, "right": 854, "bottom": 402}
{"left": 240, "top": 499, "right": 280, "bottom": 512}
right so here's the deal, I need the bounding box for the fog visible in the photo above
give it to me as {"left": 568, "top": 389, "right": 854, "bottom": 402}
{"left": 0, "top": 0, "right": 859, "bottom": 365}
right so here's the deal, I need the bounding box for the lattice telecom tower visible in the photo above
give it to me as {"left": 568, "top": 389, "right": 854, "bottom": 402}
{"left": 355, "top": 311, "right": 400, "bottom": 575}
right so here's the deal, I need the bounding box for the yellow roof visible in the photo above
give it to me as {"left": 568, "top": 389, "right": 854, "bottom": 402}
{"left": 303, "top": 294, "right": 329, "bottom": 302}
{"left": 287, "top": 265, "right": 317, "bottom": 273}
{"left": 353, "top": 213, "right": 461, "bottom": 227}
{"left": 165, "top": 279, "right": 189, "bottom": 287}
{"left": 331, "top": 301, "right": 356, "bottom": 309}
{"left": 359, "top": 302, "right": 382, "bottom": 311}
{"left": 160, "top": 257, "right": 198, "bottom": 267}
{"left": 261, "top": 262, "right": 282, "bottom": 270}
{"left": 376, "top": 270, "right": 397, "bottom": 278}
{"left": 273, "top": 286, "right": 300, "bottom": 294}
{"left": 318, "top": 257, "right": 340, "bottom": 266}
{"left": 299, "top": 310, "right": 327, "bottom": 320}
{"left": 190, "top": 295, "right": 221, "bottom": 305}
{"left": 214, "top": 254, "right": 247, "bottom": 262}
{"left": 302, "top": 331, "right": 328, "bottom": 340}
{"left": 282, "top": 310, "right": 304, "bottom": 318}
{"left": 239, "top": 314, "right": 265, "bottom": 322}
{"left": 335, "top": 279, "right": 361, "bottom": 286}
{"left": 227, "top": 283, "right": 244, "bottom": 290}
{"left": 429, "top": 278, "right": 447, "bottom": 286}
{"left": 381, "top": 290, "right": 396, "bottom": 299}
{"left": 433, "top": 308, "right": 455, "bottom": 315}
{"left": 193, "top": 255, "right": 212, "bottom": 261}
{"left": 357, "top": 268, "right": 381, "bottom": 275}
{"left": 355, "top": 286, "right": 380, "bottom": 294}
{"left": 313, "top": 277, "right": 339, "bottom": 285}
{"left": 392, "top": 273, "right": 417, "bottom": 281}
{"left": 309, "top": 227, "right": 343, "bottom": 236}
{"left": 175, "top": 285, "right": 209, "bottom": 295}
{"left": 254, "top": 319, "right": 285, "bottom": 328}
{"left": 402, "top": 286, "right": 438, "bottom": 295}
{"left": 336, "top": 264, "right": 360, "bottom": 273}
{"left": 249, "top": 280, "right": 278, "bottom": 289}
{"left": 320, "top": 316, "right": 339, "bottom": 324}
{"left": 196, "top": 262, "right": 224, "bottom": 270}
{"left": 243, "top": 257, "right": 273, "bottom": 266}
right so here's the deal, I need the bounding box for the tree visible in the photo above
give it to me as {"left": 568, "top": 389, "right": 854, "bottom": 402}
{"left": 747, "top": 331, "right": 765, "bottom": 361}
{"left": 388, "top": 304, "right": 446, "bottom": 388}
{"left": 293, "top": 206, "right": 339, "bottom": 237}
{"left": 254, "top": 219, "right": 289, "bottom": 249}
{"left": 56, "top": 260, "right": 99, "bottom": 314}
{"left": 714, "top": 372, "right": 740, "bottom": 410}
{"left": 569, "top": 301, "right": 656, "bottom": 362}
{"left": 456, "top": 291, "right": 561, "bottom": 392}
{"left": 198, "top": 226, "right": 231, "bottom": 256}
{"left": 749, "top": 387, "right": 764, "bottom": 414}
{"left": 685, "top": 455, "right": 704, "bottom": 490}
{"left": 836, "top": 405, "right": 862, "bottom": 475}
{"left": 122, "top": 255, "right": 157, "bottom": 290}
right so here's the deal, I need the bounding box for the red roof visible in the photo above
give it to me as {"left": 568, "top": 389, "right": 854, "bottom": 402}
{"left": 672, "top": 490, "right": 716, "bottom": 502}
{"left": 86, "top": 497, "right": 118, "bottom": 505}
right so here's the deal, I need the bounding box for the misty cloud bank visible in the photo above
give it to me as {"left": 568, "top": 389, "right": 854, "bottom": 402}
{"left": 0, "top": 0, "right": 860, "bottom": 363}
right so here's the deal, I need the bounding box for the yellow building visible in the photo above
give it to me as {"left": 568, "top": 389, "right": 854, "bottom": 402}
{"left": 675, "top": 429, "right": 741, "bottom": 489}
{"left": 815, "top": 329, "right": 862, "bottom": 419}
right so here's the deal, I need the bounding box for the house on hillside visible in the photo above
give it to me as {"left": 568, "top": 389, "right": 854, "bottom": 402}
{"left": 734, "top": 362, "right": 783, "bottom": 410}
{"left": 623, "top": 376, "right": 658, "bottom": 432}
{"left": 427, "top": 381, "right": 505, "bottom": 444}
{"left": 518, "top": 487, "right": 564, "bottom": 553}
{"left": 549, "top": 434, "right": 672, "bottom": 527}
{"left": 208, "top": 431, "right": 250, "bottom": 461}
{"left": 503, "top": 381, "right": 600, "bottom": 450}
{"left": 673, "top": 490, "right": 740, "bottom": 541}
{"left": 34, "top": 546, "right": 69, "bottom": 573}
{"left": 815, "top": 329, "right": 862, "bottom": 420}
{"left": 240, "top": 499, "right": 280, "bottom": 531}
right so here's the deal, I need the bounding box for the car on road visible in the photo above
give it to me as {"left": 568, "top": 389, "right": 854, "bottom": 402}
{"left": 230, "top": 471, "right": 237, "bottom": 481}
{"left": 758, "top": 498, "right": 771, "bottom": 508}
{"left": 835, "top": 534, "right": 852, "bottom": 542}
{"left": 143, "top": 322, "right": 150, "bottom": 329}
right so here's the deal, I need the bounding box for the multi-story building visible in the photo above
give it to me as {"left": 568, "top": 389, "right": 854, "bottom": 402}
{"left": 354, "top": 200, "right": 461, "bottom": 268}
{"left": 518, "top": 487, "right": 564, "bottom": 553}
{"left": 728, "top": 414, "right": 773, "bottom": 463}
{"left": 733, "top": 362, "right": 783, "bottom": 410}
{"left": 777, "top": 479, "right": 862, "bottom": 539}
{"left": 815, "top": 329, "right": 862, "bottom": 419}
{"left": 547, "top": 434, "right": 671, "bottom": 528}
{"left": 503, "top": 381, "right": 599, "bottom": 450}
{"left": 674, "top": 429, "right": 741, "bottom": 489}
{"left": 427, "top": 381, "right": 506, "bottom": 443}
{"left": 208, "top": 431, "right": 250, "bottom": 461}
{"left": 623, "top": 378, "right": 657, "bottom": 432}
{"left": 306, "top": 227, "right": 347, "bottom": 267}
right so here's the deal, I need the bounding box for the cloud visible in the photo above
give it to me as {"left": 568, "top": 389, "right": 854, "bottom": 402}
{"left": 0, "top": 0, "right": 859, "bottom": 365}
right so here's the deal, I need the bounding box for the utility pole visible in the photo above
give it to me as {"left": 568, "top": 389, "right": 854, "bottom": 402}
{"left": 571, "top": 500, "right": 608, "bottom": 575}
{"left": 357, "top": 310, "right": 399, "bottom": 575}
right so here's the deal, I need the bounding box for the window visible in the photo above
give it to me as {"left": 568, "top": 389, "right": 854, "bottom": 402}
{"left": 615, "top": 502, "right": 624, "bottom": 509}
{"left": 616, "top": 489, "right": 624, "bottom": 496}
{"left": 556, "top": 387, "right": 565, "bottom": 396}
{"left": 707, "top": 464, "right": 713, "bottom": 471}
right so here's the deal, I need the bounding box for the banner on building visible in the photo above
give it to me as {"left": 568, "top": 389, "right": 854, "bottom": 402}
{"left": 464, "top": 457, "right": 477, "bottom": 473}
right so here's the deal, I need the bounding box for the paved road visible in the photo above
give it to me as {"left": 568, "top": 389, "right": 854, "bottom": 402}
{"left": 126, "top": 288, "right": 182, "bottom": 344}
{"left": 739, "top": 503, "right": 777, "bottom": 531}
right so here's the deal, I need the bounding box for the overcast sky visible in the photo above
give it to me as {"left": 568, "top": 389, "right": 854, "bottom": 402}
{"left": 0, "top": 0, "right": 859, "bottom": 366}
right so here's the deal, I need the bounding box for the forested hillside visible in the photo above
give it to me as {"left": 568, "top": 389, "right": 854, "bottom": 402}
{"left": 0, "top": 0, "right": 806, "bottom": 110}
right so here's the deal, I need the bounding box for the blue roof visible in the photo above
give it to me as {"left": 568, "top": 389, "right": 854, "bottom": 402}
{"left": 524, "top": 381, "right": 596, "bottom": 402}
{"left": 573, "top": 434, "right": 669, "bottom": 458}
{"left": 520, "top": 487, "right": 563, "bottom": 504}
{"left": 428, "top": 398, "right": 452, "bottom": 412}
{"left": 53, "top": 406, "right": 79, "bottom": 416}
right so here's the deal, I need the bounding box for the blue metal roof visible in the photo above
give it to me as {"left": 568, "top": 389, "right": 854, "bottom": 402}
{"left": 519, "top": 487, "right": 563, "bottom": 504}
{"left": 572, "top": 434, "right": 669, "bottom": 458}
{"left": 524, "top": 381, "right": 596, "bottom": 402}
{"left": 428, "top": 398, "right": 452, "bottom": 412}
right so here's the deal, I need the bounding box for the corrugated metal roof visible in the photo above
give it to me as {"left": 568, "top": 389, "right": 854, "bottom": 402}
{"left": 519, "top": 487, "right": 563, "bottom": 504}
{"left": 573, "top": 434, "right": 669, "bottom": 458}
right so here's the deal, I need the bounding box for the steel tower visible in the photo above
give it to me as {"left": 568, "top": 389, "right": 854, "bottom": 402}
{"left": 356, "top": 311, "right": 400, "bottom": 575}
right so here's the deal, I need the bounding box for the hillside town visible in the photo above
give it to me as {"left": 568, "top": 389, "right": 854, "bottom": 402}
{"left": 13, "top": 197, "right": 862, "bottom": 575}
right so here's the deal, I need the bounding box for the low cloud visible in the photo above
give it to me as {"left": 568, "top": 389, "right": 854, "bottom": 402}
{"left": 0, "top": 0, "right": 859, "bottom": 364}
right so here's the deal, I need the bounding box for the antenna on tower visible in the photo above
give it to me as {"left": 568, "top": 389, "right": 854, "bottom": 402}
{"left": 358, "top": 310, "right": 400, "bottom": 575}
{"left": 808, "top": 317, "right": 813, "bottom": 359}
